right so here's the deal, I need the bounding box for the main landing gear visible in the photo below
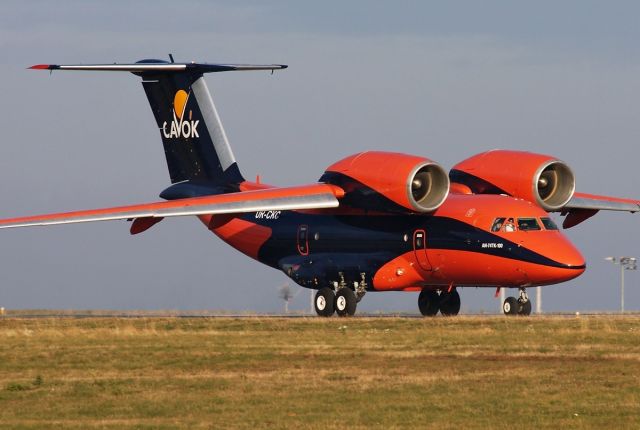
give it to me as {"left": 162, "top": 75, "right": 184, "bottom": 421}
{"left": 313, "top": 272, "right": 368, "bottom": 317}
{"left": 314, "top": 287, "right": 359, "bottom": 317}
{"left": 503, "top": 288, "right": 532, "bottom": 316}
{"left": 418, "top": 288, "right": 461, "bottom": 317}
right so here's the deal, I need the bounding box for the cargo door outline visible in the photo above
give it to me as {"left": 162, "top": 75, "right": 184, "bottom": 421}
{"left": 413, "top": 229, "right": 432, "bottom": 271}
{"left": 297, "top": 225, "right": 309, "bottom": 256}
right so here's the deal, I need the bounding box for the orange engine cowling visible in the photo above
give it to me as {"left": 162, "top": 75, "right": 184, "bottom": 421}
{"left": 320, "top": 151, "right": 450, "bottom": 213}
{"left": 450, "top": 150, "right": 575, "bottom": 211}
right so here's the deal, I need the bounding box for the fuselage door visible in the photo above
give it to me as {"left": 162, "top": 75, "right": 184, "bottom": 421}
{"left": 413, "top": 229, "right": 432, "bottom": 271}
{"left": 297, "top": 225, "right": 309, "bottom": 256}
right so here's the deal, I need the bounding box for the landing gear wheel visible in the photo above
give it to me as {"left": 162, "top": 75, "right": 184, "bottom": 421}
{"left": 418, "top": 290, "right": 440, "bottom": 316}
{"left": 516, "top": 288, "right": 532, "bottom": 316}
{"left": 315, "top": 287, "right": 335, "bottom": 317}
{"left": 335, "top": 288, "right": 357, "bottom": 317}
{"left": 518, "top": 299, "right": 532, "bottom": 316}
{"left": 439, "top": 289, "right": 461, "bottom": 316}
{"left": 503, "top": 296, "right": 519, "bottom": 316}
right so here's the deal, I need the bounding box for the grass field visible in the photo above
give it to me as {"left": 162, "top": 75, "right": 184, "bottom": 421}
{"left": 0, "top": 316, "right": 638, "bottom": 429}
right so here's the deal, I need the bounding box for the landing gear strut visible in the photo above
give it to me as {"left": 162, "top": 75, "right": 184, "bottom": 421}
{"left": 355, "top": 273, "right": 367, "bottom": 303}
{"left": 418, "top": 288, "right": 461, "bottom": 317}
{"left": 503, "top": 288, "right": 532, "bottom": 316}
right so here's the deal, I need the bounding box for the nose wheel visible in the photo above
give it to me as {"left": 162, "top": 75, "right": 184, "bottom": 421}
{"left": 503, "top": 288, "right": 532, "bottom": 316}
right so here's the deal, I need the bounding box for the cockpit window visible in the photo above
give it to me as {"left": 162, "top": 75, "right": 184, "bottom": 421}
{"left": 493, "top": 217, "right": 555, "bottom": 232}
{"left": 492, "top": 217, "right": 516, "bottom": 232}
{"left": 517, "top": 218, "right": 541, "bottom": 231}
{"left": 491, "top": 217, "right": 506, "bottom": 232}
{"left": 540, "top": 217, "right": 559, "bottom": 230}
{"left": 503, "top": 218, "right": 516, "bottom": 232}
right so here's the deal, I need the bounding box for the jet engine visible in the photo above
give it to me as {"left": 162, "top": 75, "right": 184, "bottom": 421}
{"left": 320, "top": 151, "right": 450, "bottom": 213}
{"left": 449, "top": 150, "right": 575, "bottom": 211}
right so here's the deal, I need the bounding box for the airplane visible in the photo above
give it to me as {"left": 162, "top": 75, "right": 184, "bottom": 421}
{"left": 2, "top": 58, "right": 638, "bottom": 317}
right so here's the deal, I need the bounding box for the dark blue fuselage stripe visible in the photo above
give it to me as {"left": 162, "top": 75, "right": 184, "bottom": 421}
{"left": 236, "top": 212, "right": 578, "bottom": 271}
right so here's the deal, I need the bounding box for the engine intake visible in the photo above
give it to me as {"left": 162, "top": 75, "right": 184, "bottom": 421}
{"left": 321, "top": 151, "right": 450, "bottom": 213}
{"left": 409, "top": 163, "right": 450, "bottom": 212}
{"left": 535, "top": 160, "right": 575, "bottom": 210}
{"left": 450, "top": 150, "right": 575, "bottom": 211}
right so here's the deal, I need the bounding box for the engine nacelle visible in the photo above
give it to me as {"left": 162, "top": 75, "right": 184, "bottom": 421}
{"left": 450, "top": 150, "right": 575, "bottom": 211}
{"left": 320, "top": 151, "right": 450, "bottom": 213}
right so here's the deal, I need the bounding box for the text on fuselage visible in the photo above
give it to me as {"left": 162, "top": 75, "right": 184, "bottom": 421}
{"left": 482, "top": 243, "right": 504, "bottom": 249}
{"left": 255, "top": 211, "right": 281, "bottom": 220}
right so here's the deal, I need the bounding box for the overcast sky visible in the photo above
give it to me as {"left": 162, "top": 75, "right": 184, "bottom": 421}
{"left": 0, "top": 1, "right": 639, "bottom": 313}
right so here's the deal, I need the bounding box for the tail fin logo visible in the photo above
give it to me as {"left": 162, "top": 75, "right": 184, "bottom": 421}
{"left": 162, "top": 89, "right": 200, "bottom": 139}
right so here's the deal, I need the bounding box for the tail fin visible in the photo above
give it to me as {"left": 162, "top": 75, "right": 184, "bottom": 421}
{"left": 30, "top": 60, "right": 286, "bottom": 190}
{"left": 140, "top": 62, "right": 243, "bottom": 185}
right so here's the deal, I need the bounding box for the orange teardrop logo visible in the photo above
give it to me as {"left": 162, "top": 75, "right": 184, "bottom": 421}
{"left": 173, "top": 90, "right": 188, "bottom": 120}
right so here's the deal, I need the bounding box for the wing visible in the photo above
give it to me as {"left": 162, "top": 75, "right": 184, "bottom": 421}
{"left": 561, "top": 192, "right": 640, "bottom": 229}
{"left": 0, "top": 184, "right": 343, "bottom": 229}
{"left": 565, "top": 192, "right": 640, "bottom": 212}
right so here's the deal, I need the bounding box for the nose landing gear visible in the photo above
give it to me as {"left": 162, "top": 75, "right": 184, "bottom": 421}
{"left": 503, "top": 288, "right": 532, "bottom": 316}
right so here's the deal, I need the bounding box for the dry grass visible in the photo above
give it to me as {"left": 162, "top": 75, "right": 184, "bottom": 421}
{"left": 0, "top": 316, "right": 639, "bottom": 429}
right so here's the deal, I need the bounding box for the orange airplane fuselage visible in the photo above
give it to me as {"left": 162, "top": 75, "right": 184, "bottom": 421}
{"left": 202, "top": 189, "right": 585, "bottom": 293}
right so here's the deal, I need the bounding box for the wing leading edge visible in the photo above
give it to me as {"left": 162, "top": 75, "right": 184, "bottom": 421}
{"left": 0, "top": 184, "right": 343, "bottom": 230}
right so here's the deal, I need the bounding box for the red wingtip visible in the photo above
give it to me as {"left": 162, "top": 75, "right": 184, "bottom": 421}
{"left": 28, "top": 64, "right": 51, "bottom": 70}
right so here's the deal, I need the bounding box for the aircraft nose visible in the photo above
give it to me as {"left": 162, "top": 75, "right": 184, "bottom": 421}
{"left": 554, "top": 240, "right": 586, "bottom": 271}
{"left": 523, "top": 233, "right": 586, "bottom": 284}
{"left": 545, "top": 239, "right": 586, "bottom": 282}
{"left": 558, "top": 240, "right": 586, "bottom": 269}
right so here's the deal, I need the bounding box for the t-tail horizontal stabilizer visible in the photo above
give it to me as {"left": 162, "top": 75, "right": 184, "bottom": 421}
{"left": 29, "top": 62, "right": 288, "bottom": 74}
